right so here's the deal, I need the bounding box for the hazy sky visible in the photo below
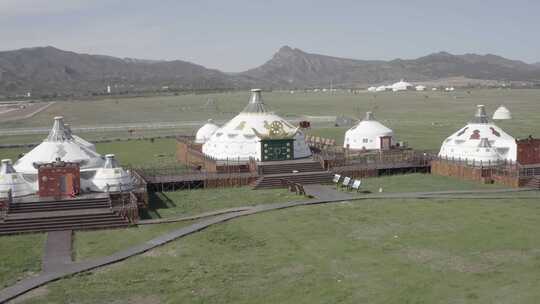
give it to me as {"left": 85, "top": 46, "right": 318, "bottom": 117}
{"left": 1, "top": 0, "right": 539, "bottom": 72}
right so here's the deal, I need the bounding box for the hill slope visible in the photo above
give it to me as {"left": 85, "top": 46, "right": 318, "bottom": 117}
{"left": 241, "top": 47, "right": 540, "bottom": 87}
{"left": 1, "top": 46, "right": 539, "bottom": 95}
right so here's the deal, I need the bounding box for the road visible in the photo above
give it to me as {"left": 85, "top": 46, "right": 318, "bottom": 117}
{"left": 0, "top": 115, "right": 336, "bottom": 136}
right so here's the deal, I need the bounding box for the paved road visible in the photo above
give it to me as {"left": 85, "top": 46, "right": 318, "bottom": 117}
{"left": 41, "top": 231, "right": 73, "bottom": 273}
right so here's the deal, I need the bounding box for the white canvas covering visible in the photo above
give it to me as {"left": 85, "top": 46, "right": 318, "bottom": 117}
{"left": 415, "top": 85, "right": 426, "bottom": 91}
{"left": 202, "top": 89, "right": 311, "bottom": 161}
{"left": 439, "top": 105, "right": 517, "bottom": 162}
{"left": 0, "top": 159, "right": 34, "bottom": 198}
{"left": 195, "top": 119, "right": 220, "bottom": 144}
{"left": 91, "top": 154, "right": 134, "bottom": 192}
{"left": 391, "top": 79, "right": 413, "bottom": 91}
{"left": 14, "top": 117, "right": 105, "bottom": 174}
{"left": 492, "top": 105, "right": 512, "bottom": 120}
{"left": 343, "top": 112, "right": 395, "bottom": 150}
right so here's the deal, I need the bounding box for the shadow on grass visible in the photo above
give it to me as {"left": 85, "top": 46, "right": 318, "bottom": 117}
{"left": 140, "top": 192, "right": 178, "bottom": 220}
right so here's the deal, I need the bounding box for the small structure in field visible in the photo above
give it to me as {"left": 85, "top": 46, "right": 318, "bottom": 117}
{"left": 343, "top": 112, "right": 395, "bottom": 151}
{"left": 492, "top": 105, "right": 512, "bottom": 120}
{"left": 391, "top": 79, "right": 413, "bottom": 92}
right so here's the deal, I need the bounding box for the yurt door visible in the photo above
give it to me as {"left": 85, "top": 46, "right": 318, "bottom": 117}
{"left": 380, "top": 136, "right": 392, "bottom": 150}
{"left": 59, "top": 174, "right": 74, "bottom": 196}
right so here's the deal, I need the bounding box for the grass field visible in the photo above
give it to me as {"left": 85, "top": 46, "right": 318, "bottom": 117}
{"left": 1, "top": 89, "right": 540, "bottom": 151}
{"left": 0, "top": 233, "right": 45, "bottom": 289}
{"left": 18, "top": 197, "right": 540, "bottom": 304}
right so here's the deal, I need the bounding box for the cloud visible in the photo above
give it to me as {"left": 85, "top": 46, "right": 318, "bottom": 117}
{"left": 0, "top": 0, "right": 97, "bottom": 17}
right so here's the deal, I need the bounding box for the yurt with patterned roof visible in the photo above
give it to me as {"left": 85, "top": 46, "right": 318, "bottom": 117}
{"left": 202, "top": 89, "right": 311, "bottom": 161}
{"left": 438, "top": 105, "right": 517, "bottom": 163}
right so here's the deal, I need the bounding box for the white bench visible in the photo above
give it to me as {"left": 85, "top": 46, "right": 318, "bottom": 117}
{"left": 351, "top": 179, "right": 362, "bottom": 192}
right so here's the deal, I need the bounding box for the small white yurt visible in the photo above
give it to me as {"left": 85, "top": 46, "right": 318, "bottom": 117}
{"left": 0, "top": 159, "right": 35, "bottom": 198}
{"left": 415, "top": 85, "right": 426, "bottom": 91}
{"left": 343, "top": 112, "right": 395, "bottom": 150}
{"left": 375, "top": 86, "right": 388, "bottom": 92}
{"left": 391, "top": 79, "right": 413, "bottom": 92}
{"left": 14, "top": 116, "right": 105, "bottom": 175}
{"left": 438, "top": 105, "right": 517, "bottom": 163}
{"left": 367, "top": 86, "right": 377, "bottom": 92}
{"left": 91, "top": 154, "right": 134, "bottom": 192}
{"left": 202, "top": 89, "right": 311, "bottom": 161}
{"left": 195, "top": 119, "right": 220, "bottom": 144}
{"left": 492, "top": 105, "right": 512, "bottom": 120}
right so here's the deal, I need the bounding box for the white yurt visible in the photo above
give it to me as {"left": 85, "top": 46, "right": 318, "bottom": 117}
{"left": 391, "top": 79, "right": 413, "bottom": 92}
{"left": 13, "top": 116, "right": 133, "bottom": 193}
{"left": 415, "top": 85, "right": 426, "bottom": 91}
{"left": 367, "top": 86, "right": 377, "bottom": 92}
{"left": 202, "top": 89, "right": 311, "bottom": 161}
{"left": 492, "top": 105, "right": 512, "bottom": 120}
{"left": 343, "top": 112, "right": 395, "bottom": 150}
{"left": 375, "top": 86, "right": 388, "bottom": 92}
{"left": 0, "top": 159, "right": 34, "bottom": 198}
{"left": 195, "top": 119, "right": 220, "bottom": 144}
{"left": 438, "top": 105, "right": 517, "bottom": 163}
{"left": 91, "top": 154, "right": 134, "bottom": 192}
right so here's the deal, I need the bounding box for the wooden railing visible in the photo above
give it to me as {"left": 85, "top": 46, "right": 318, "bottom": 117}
{"left": 109, "top": 192, "right": 139, "bottom": 224}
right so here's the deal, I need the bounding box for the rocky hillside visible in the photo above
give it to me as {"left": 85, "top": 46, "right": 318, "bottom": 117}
{"left": 1, "top": 45, "right": 539, "bottom": 96}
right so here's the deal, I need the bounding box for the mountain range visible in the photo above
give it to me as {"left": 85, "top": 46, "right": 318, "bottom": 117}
{"left": 1, "top": 45, "right": 539, "bottom": 96}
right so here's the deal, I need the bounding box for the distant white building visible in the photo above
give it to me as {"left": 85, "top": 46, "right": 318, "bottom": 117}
{"left": 492, "top": 105, "right": 512, "bottom": 120}
{"left": 375, "top": 86, "right": 388, "bottom": 92}
{"left": 391, "top": 79, "right": 413, "bottom": 92}
{"left": 107, "top": 85, "right": 112, "bottom": 94}
{"left": 367, "top": 86, "right": 377, "bottom": 92}
{"left": 343, "top": 112, "right": 395, "bottom": 150}
{"left": 415, "top": 85, "right": 426, "bottom": 91}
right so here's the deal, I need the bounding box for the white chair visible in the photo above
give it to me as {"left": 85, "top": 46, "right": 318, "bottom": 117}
{"left": 351, "top": 179, "right": 362, "bottom": 192}
{"left": 341, "top": 177, "right": 351, "bottom": 189}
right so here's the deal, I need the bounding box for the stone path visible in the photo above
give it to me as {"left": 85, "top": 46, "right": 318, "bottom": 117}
{"left": 41, "top": 231, "right": 73, "bottom": 273}
{"left": 1, "top": 187, "right": 538, "bottom": 303}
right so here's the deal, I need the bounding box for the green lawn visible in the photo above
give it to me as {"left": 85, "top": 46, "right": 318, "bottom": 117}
{"left": 74, "top": 221, "right": 193, "bottom": 261}
{"left": 0, "top": 233, "right": 45, "bottom": 288}
{"left": 2, "top": 89, "right": 540, "bottom": 151}
{"left": 147, "top": 186, "right": 299, "bottom": 219}
{"left": 20, "top": 198, "right": 540, "bottom": 303}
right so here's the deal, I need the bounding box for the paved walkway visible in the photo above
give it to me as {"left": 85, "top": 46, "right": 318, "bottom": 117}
{"left": 41, "top": 231, "right": 73, "bottom": 273}
{"left": 1, "top": 187, "right": 538, "bottom": 303}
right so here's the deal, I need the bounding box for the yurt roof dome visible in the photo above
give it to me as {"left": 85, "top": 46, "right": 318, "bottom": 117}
{"left": 0, "top": 159, "right": 34, "bottom": 198}
{"left": 195, "top": 119, "right": 220, "bottom": 144}
{"left": 14, "top": 117, "right": 105, "bottom": 174}
{"left": 242, "top": 89, "right": 267, "bottom": 113}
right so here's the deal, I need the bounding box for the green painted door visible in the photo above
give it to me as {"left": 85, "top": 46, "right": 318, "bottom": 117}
{"left": 261, "top": 139, "right": 294, "bottom": 161}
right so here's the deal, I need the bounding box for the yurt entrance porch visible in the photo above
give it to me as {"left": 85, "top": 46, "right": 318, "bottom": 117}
{"left": 261, "top": 139, "right": 294, "bottom": 161}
